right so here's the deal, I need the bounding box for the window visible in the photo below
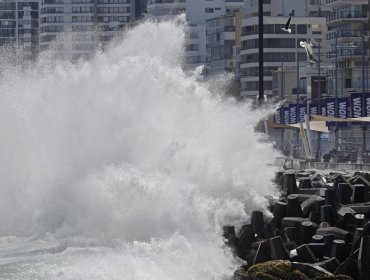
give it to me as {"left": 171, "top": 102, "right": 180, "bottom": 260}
{"left": 97, "top": 0, "right": 130, "bottom": 3}
{"left": 41, "top": 16, "right": 64, "bottom": 23}
{"left": 41, "top": 26, "right": 64, "bottom": 32}
{"left": 72, "top": 25, "right": 94, "bottom": 31}
{"left": 241, "top": 52, "right": 295, "bottom": 63}
{"left": 205, "top": 8, "right": 214, "bottom": 13}
{"left": 41, "top": 7, "right": 64, "bottom": 14}
{"left": 297, "top": 24, "right": 307, "bottom": 34}
{"left": 43, "top": 0, "right": 64, "bottom": 4}
{"left": 73, "top": 44, "right": 95, "bottom": 51}
{"left": 186, "top": 44, "right": 199, "bottom": 51}
{"left": 96, "top": 7, "right": 130, "bottom": 13}
{"left": 72, "top": 16, "right": 94, "bottom": 22}
{"left": 72, "top": 6, "right": 94, "bottom": 13}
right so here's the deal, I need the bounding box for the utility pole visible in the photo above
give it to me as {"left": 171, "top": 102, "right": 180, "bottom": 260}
{"left": 258, "top": 0, "right": 264, "bottom": 104}
{"left": 362, "top": 23, "right": 367, "bottom": 156}
{"left": 318, "top": 43, "right": 321, "bottom": 112}
{"left": 281, "top": 62, "right": 284, "bottom": 148}
{"left": 317, "top": 43, "right": 322, "bottom": 160}
{"left": 296, "top": 52, "right": 300, "bottom": 152}
{"left": 335, "top": 30, "right": 339, "bottom": 152}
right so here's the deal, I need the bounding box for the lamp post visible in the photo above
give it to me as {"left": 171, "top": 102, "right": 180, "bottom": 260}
{"left": 296, "top": 52, "right": 300, "bottom": 151}
{"left": 335, "top": 30, "right": 339, "bottom": 152}
{"left": 258, "top": 0, "right": 264, "bottom": 104}
{"left": 318, "top": 42, "right": 321, "bottom": 112}
{"left": 362, "top": 24, "right": 367, "bottom": 156}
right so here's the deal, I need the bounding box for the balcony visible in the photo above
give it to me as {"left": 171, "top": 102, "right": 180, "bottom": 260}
{"left": 325, "top": 0, "right": 367, "bottom": 6}
{"left": 148, "top": 0, "right": 185, "bottom": 4}
{"left": 326, "top": 11, "right": 368, "bottom": 23}
{"left": 326, "top": 49, "right": 368, "bottom": 60}
{"left": 327, "top": 30, "right": 369, "bottom": 40}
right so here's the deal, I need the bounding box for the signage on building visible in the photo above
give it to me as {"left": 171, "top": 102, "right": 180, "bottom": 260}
{"left": 298, "top": 104, "right": 306, "bottom": 123}
{"left": 365, "top": 93, "right": 370, "bottom": 117}
{"left": 283, "top": 107, "right": 290, "bottom": 125}
{"left": 337, "top": 98, "right": 349, "bottom": 119}
{"left": 309, "top": 103, "right": 318, "bottom": 116}
{"left": 321, "top": 102, "right": 327, "bottom": 116}
{"left": 289, "top": 104, "right": 297, "bottom": 124}
{"left": 326, "top": 98, "right": 336, "bottom": 117}
{"left": 351, "top": 93, "right": 362, "bottom": 118}
{"left": 274, "top": 108, "right": 282, "bottom": 124}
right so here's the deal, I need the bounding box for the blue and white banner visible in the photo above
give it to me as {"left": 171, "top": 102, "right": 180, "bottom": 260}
{"left": 289, "top": 104, "right": 297, "bottom": 124}
{"left": 337, "top": 98, "right": 349, "bottom": 119}
{"left": 298, "top": 104, "right": 306, "bottom": 123}
{"left": 326, "top": 98, "right": 336, "bottom": 117}
{"left": 351, "top": 93, "right": 362, "bottom": 118}
{"left": 283, "top": 107, "right": 290, "bottom": 125}
{"left": 321, "top": 102, "right": 327, "bottom": 116}
{"left": 365, "top": 93, "right": 370, "bottom": 117}
{"left": 274, "top": 107, "right": 282, "bottom": 124}
{"left": 309, "top": 103, "right": 318, "bottom": 115}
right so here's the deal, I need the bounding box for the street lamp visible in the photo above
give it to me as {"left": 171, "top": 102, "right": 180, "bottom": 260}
{"left": 361, "top": 23, "right": 367, "bottom": 156}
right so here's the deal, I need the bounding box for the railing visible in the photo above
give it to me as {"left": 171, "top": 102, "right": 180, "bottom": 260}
{"left": 327, "top": 11, "right": 368, "bottom": 22}
{"left": 327, "top": 30, "right": 368, "bottom": 40}
{"left": 274, "top": 157, "right": 370, "bottom": 171}
{"left": 148, "top": 0, "right": 185, "bottom": 4}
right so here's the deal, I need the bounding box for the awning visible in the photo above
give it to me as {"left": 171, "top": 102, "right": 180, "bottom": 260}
{"left": 310, "top": 114, "right": 370, "bottom": 123}
{"left": 287, "top": 121, "right": 329, "bottom": 133}
{"left": 268, "top": 121, "right": 329, "bottom": 133}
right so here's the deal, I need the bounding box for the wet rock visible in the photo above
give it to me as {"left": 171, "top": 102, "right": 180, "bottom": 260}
{"left": 269, "top": 236, "right": 289, "bottom": 260}
{"left": 336, "top": 183, "right": 352, "bottom": 205}
{"left": 246, "top": 260, "right": 292, "bottom": 280}
{"left": 283, "top": 172, "right": 298, "bottom": 195}
{"left": 311, "top": 276, "right": 353, "bottom": 280}
{"left": 253, "top": 241, "right": 272, "bottom": 265}
{"left": 288, "top": 269, "right": 310, "bottom": 280}
{"left": 254, "top": 272, "right": 281, "bottom": 280}
{"left": 287, "top": 194, "right": 303, "bottom": 217}
{"left": 291, "top": 262, "right": 332, "bottom": 278}
{"left": 316, "top": 227, "right": 353, "bottom": 243}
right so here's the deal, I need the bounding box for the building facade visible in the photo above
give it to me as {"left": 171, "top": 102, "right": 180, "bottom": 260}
{"left": 147, "top": 0, "right": 244, "bottom": 68}
{"left": 240, "top": 0, "right": 330, "bottom": 98}
{"left": 39, "top": 0, "right": 135, "bottom": 61}
{"left": 324, "top": 0, "right": 369, "bottom": 98}
{"left": 0, "top": 0, "right": 39, "bottom": 62}
{"left": 205, "top": 11, "right": 243, "bottom": 96}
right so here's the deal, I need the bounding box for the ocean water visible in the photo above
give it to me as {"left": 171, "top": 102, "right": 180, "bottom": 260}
{"left": 0, "top": 18, "right": 279, "bottom": 279}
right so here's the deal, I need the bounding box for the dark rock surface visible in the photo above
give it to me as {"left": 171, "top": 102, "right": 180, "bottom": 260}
{"left": 228, "top": 170, "right": 370, "bottom": 280}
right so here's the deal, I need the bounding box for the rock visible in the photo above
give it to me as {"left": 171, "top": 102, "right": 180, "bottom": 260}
{"left": 288, "top": 270, "right": 310, "bottom": 280}
{"left": 287, "top": 194, "right": 304, "bottom": 217}
{"left": 254, "top": 272, "right": 280, "bottom": 280}
{"left": 253, "top": 241, "right": 272, "bottom": 265}
{"left": 291, "top": 262, "right": 332, "bottom": 278}
{"left": 269, "top": 236, "right": 290, "bottom": 260}
{"left": 246, "top": 260, "right": 292, "bottom": 280}
{"left": 311, "top": 275, "right": 353, "bottom": 280}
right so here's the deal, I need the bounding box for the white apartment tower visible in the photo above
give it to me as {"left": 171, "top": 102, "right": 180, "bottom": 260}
{"left": 39, "top": 0, "right": 135, "bottom": 61}
{"left": 324, "top": 0, "right": 369, "bottom": 98}
{"left": 147, "top": 0, "right": 244, "bottom": 67}
{"left": 0, "top": 0, "right": 39, "bottom": 62}
{"left": 240, "top": 0, "right": 330, "bottom": 98}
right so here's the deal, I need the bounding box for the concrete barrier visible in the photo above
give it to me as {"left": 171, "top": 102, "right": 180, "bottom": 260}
{"left": 274, "top": 157, "right": 370, "bottom": 171}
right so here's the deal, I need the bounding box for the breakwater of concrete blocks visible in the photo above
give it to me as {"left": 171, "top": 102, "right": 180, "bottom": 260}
{"left": 227, "top": 170, "right": 370, "bottom": 280}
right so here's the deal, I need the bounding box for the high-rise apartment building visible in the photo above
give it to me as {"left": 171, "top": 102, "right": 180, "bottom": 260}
{"left": 147, "top": 0, "right": 244, "bottom": 68}
{"left": 39, "top": 0, "right": 135, "bottom": 61}
{"left": 0, "top": 0, "right": 39, "bottom": 62}
{"left": 135, "top": 0, "right": 147, "bottom": 20}
{"left": 240, "top": 0, "right": 330, "bottom": 98}
{"left": 325, "top": 0, "right": 369, "bottom": 98}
